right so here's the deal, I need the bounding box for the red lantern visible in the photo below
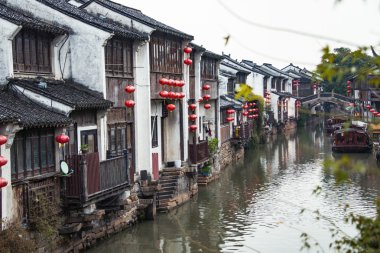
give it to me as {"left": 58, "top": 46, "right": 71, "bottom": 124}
{"left": 0, "top": 177, "right": 8, "bottom": 189}
{"left": 248, "top": 115, "right": 254, "bottom": 119}
{"left": 125, "top": 100, "right": 135, "bottom": 108}
{"left": 204, "top": 104, "right": 211, "bottom": 110}
{"left": 178, "top": 80, "right": 185, "bottom": 87}
{"left": 184, "top": 47, "right": 192, "bottom": 54}
{"left": 189, "top": 124, "right": 197, "bottom": 132}
{"left": 159, "top": 78, "right": 169, "bottom": 85}
{"left": 174, "top": 80, "right": 181, "bottom": 87}
{"left": 252, "top": 103, "right": 256, "bottom": 106}
{"left": 167, "top": 91, "right": 176, "bottom": 99}
{"left": 248, "top": 109, "right": 254, "bottom": 113}
{"left": 198, "top": 97, "right": 204, "bottom": 103}
{"left": 377, "top": 113, "right": 380, "bottom": 117}
{"left": 243, "top": 105, "right": 248, "bottom": 109}
{"left": 0, "top": 135, "right": 7, "bottom": 145}
{"left": 248, "top": 103, "right": 253, "bottom": 107}
{"left": 0, "top": 156, "right": 7, "bottom": 166}
{"left": 203, "top": 94, "right": 211, "bottom": 101}
{"left": 124, "top": 85, "right": 135, "bottom": 93}
{"left": 189, "top": 104, "right": 197, "bottom": 111}
{"left": 347, "top": 90, "right": 351, "bottom": 93}
{"left": 370, "top": 109, "right": 375, "bottom": 113}
{"left": 242, "top": 111, "right": 249, "bottom": 116}
{"left": 347, "top": 80, "right": 352, "bottom": 85}
{"left": 226, "top": 109, "right": 235, "bottom": 114}
{"left": 226, "top": 117, "right": 234, "bottom": 122}
{"left": 179, "top": 92, "right": 186, "bottom": 99}
{"left": 159, "top": 90, "right": 168, "bottom": 98}
{"left": 253, "top": 114, "right": 259, "bottom": 118}
{"left": 167, "top": 79, "right": 175, "bottom": 86}
{"left": 347, "top": 86, "right": 351, "bottom": 89}
{"left": 188, "top": 114, "right": 197, "bottom": 121}
{"left": 184, "top": 59, "right": 192, "bottom": 65}
{"left": 366, "top": 105, "right": 371, "bottom": 109}
{"left": 55, "top": 134, "right": 70, "bottom": 144}
{"left": 166, "top": 104, "right": 176, "bottom": 112}
{"left": 202, "top": 84, "right": 211, "bottom": 90}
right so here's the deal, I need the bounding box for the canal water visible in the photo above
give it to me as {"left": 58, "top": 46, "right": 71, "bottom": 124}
{"left": 87, "top": 122, "right": 380, "bottom": 253}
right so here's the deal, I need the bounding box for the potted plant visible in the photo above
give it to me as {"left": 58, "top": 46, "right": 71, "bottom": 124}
{"left": 200, "top": 166, "right": 211, "bottom": 177}
{"left": 80, "top": 144, "right": 89, "bottom": 154}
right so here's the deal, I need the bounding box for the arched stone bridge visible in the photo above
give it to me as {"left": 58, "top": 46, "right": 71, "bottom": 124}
{"left": 300, "top": 92, "right": 355, "bottom": 108}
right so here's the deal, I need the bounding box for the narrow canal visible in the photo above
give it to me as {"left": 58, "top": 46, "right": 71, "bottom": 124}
{"left": 87, "top": 122, "right": 380, "bottom": 253}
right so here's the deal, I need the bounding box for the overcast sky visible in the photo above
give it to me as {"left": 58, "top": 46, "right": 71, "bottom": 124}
{"left": 114, "top": 0, "right": 380, "bottom": 70}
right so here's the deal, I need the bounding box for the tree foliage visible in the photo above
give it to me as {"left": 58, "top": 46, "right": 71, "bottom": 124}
{"left": 316, "top": 47, "right": 379, "bottom": 95}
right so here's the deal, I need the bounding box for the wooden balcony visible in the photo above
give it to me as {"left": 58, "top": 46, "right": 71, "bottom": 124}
{"left": 64, "top": 152, "right": 129, "bottom": 208}
{"left": 220, "top": 124, "right": 231, "bottom": 143}
{"left": 188, "top": 140, "right": 210, "bottom": 165}
{"left": 232, "top": 122, "right": 251, "bottom": 140}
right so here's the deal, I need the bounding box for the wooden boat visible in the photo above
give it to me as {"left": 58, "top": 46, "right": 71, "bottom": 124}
{"left": 326, "top": 116, "right": 349, "bottom": 133}
{"left": 332, "top": 128, "right": 372, "bottom": 153}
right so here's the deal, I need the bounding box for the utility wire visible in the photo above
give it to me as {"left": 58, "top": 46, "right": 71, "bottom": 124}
{"left": 217, "top": 0, "right": 360, "bottom": 47}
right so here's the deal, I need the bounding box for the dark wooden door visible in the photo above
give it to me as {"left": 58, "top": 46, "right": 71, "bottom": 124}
{"left": 80, "top": 130, "right": 98, "bottom": 153}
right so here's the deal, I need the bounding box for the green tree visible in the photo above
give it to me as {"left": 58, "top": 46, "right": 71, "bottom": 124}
{"left": 316, "top": 47, "right": 377, "bottom": 95}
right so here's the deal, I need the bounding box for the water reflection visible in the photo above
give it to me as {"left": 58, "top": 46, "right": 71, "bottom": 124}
{"left": 87, "top": 122, "right": 380, "bottom": 253}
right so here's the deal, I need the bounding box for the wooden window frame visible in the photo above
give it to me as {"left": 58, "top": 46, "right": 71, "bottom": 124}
{"left": 227, "top": 78, "right": 235, "bottom": 95}
{"left": 11, "top": 129, "right": 56, "bottom": 181}
{"left": 12, "top": 28, "right": 53, "bottom": 75}
{"left": 149, "top": 33, "right": 183, "bottom": 74}
{"left": 107, "top": 123, "right": 128, "bottom": 158}
{"left": 201, "top": 58, "right": 217, "bottom": 80}
{"left": 105, "top": 37, "right": 134, "bottom": 78}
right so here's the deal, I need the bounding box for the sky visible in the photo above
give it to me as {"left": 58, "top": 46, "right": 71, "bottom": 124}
{"left": 113, "top": 0, "right": 380, "bottom": 70}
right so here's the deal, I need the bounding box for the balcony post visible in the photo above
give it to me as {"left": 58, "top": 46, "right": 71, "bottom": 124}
{"left": 123, "top": 149, "right": 129, "bottom": 184}
{"left": 80, "top": 155, "right": 88, "bottom": 203}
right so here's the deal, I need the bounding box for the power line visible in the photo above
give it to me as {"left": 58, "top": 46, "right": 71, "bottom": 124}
{"left": 217, "top": 0, "right": 360, "bottom": 47}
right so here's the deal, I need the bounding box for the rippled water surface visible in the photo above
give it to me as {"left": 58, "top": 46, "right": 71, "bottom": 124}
{"left": 87, "top": 123, "right": 380, "bottom": 253}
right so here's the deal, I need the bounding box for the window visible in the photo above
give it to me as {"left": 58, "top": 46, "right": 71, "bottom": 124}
{"left": 201, "top": 58, "right": 217, "bottom": 80}
{"left": 149, "top": 33, "right": 182, "bottom": 74}
{"left": 236, "top": 72, "right": 247, "bottom": 84}
{"left": 227, "top": 78, "right": 235, "bottom": 94}
{"left": 12, "top": 28, "right": 53, "bottom": 74}
{"left": 11, "top": 129, "right": 55, "bottom": 180}
{"left": 151, "top": 116, "right": 158, "bottom": 148}
{"left": 105, "top": 37, "right": 133, "bottom": 77}
{"left": 221, "top": 109, "right": 228, "bottom": 124}
{"left": 107, "top": 124, "right": 127, "bottom": 157}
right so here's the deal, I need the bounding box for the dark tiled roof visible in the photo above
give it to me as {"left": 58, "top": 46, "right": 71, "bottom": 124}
{"left": 0, "top": 107, "right": 18, "bottom": 125}
{"left": 222, "top": 54, "right": 252, "bottom": 73}
{"left": 203, "top": 50, "right": 223, "bottom": 60}
{"left": 220, "top": 95, "right": 243, "bottom": 109}
{"left": 241, "top": 60, "right": 269, "bottom": 76}
{"left": 189, "top": 42, "right": 205, "bottom": 52}
{"left": 0, "top": 2, "right": 69, "bottom": 34}
{"left": 0, "top": 86, "right": 71, "bottom": 128}
{"left": 221, "top": 62, "right": 250, "bottom": 74}
{"left": 83, "top": 0, "right": 193, "bottom": 40}
{"left": 263, "top": 63, "right": 291, "bottom": 78}
{"left": 10, "top": 78, "right": 113, "bottom": 110}
{"left": 37, "top": 0, "right": 147, "bottom": 40}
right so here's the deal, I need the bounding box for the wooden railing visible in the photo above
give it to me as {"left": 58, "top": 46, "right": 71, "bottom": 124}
{"left": 233, "top": 123, "right": 250, "bottom": 139}
{"left": 188, "top": 140, "right": 210, "bottom": 165}
{"left": 220, "top": 124, "right": 231, "bottom": 143}
{"left": 65, "top": 152, "right": 129, "bottom": 207}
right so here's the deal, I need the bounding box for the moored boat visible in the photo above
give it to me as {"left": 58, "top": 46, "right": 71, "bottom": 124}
{"left": 332, "top": 128, "right": 372, "bottom": 153}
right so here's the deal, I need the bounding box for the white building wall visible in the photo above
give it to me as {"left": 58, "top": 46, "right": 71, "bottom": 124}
{"left": 252, "top": 72, "right": 265, "bottom": 97}
{"left": 134, "top": 41, "right": 152, "bottom": 174}
{"left": 194, "top": 52, "right": 202, "bottom": 141}
{"left": 0, "top": 19, "right": 19, "bottom": 85}
{"left": 288, "top": 97, "right": 297, "bottom": 119}
{"left": 271, "top": 93, "right": 279, "bottom": 122}
{"left": 7, "top": 0, "right": 112, "bottom": 94}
